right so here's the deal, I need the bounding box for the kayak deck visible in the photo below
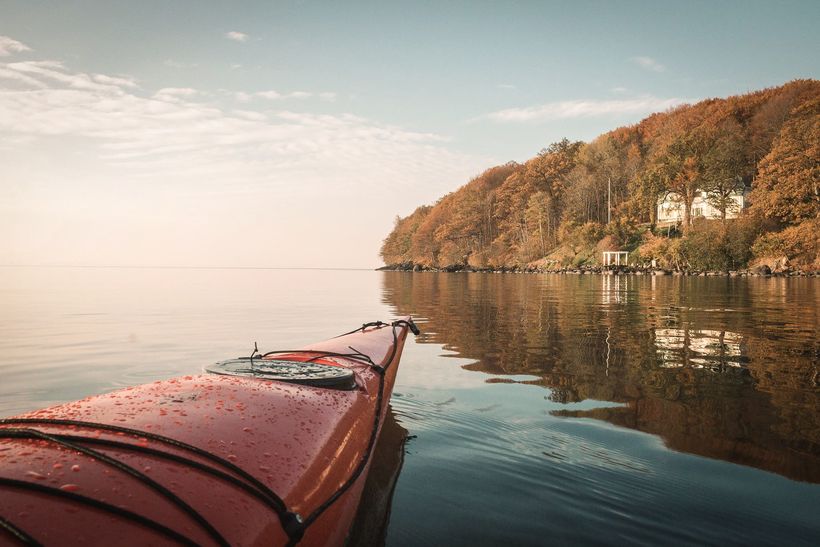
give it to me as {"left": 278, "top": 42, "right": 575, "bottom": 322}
{"left": 0, "top": 319, "right": 415, "bottom": 546}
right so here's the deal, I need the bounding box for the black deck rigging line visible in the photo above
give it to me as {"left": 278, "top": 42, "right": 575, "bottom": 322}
{"left": 308, "top": 348, "right": 375, "bottom": 366}
{"left": 393, "top": 319, "right": 421, "bottom": 336}
{"left": 333, "top": 321, "right": 388, "bottom": 338}
{"left": 0, "top": 514, "right": 42, "bottom": 547}
{"left": 250, "top": 341, "right": 260, "bottom": 371}
{"left": 0, "top": 419, "right": 302, "bottom": 544}
{"left": 0, "top": 318, "right": 419, "bottom": 546}
{"left": 0, "top": 428, "right": 229, "bottom": 547}
{"left": 0, "top": 417, "right": 289, "bottom": 515}
{"left": 0, "top": 416, "right": 302, "bottom": 542}
{"left": 0, "top": 432, "right": 281, "bottom": 513}
{"left": 259, "top": 348, "right": 376, "bottom": 367}
{"left": 0, "top": 478, "right": 197, "bottom": 546}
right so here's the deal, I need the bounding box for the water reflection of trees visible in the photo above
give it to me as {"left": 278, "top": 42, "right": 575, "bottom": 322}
{"left": 382, "top": 272, "right": 820, "bottom": 483}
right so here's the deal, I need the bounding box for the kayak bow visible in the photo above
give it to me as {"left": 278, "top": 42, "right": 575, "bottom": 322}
{"left": 0, "top": 318, "right": 418, "bottom": 546}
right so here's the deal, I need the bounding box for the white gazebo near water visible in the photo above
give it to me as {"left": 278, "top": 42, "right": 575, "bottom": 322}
{"left": 603, "top": 251, "right": 629, "bottom": 266}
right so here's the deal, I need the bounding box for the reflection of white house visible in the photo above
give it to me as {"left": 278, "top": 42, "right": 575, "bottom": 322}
{"left": 657, "top": 188, "right": 749, "bottom": 227}
{"left": 655, "top": 328, "right": 745, "bottom": 369}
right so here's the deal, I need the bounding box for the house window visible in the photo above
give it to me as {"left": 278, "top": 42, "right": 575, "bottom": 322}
{"left": 693, "top": 207, "right": 703, "bottom": 217}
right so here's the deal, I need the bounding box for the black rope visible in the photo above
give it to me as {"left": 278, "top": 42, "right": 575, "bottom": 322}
{"left": 0, "top": 432, "right": 281, "bottom": 515}
{"left": 0, "top": 478, "right": 197, "bottom": 546}
{"left": 0, "top": 514, "right": 42, "bottom": 546}
{"left": 250, "top": 341, "right": 260, "bottom": 372}
{"left": 260, "top": 349, "right": 376, "bottom": 367}
{"left": 333, "top": 321, "right": 388, "bottom": 338}
{"left": 0, "top": 418, "right": 289, "bottom": 515}
{"left": 0, "top": 428, "right": 229, "bottom": 547}
{"left": 0, "top": 416, "right": 302, "bottom": 542}
{"left": 391, "top": 319, "right": 421, "bottom": 336}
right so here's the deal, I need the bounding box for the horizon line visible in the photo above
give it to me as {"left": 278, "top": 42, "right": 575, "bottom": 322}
{"left": 0, "top": 264, "right": 377, "bottom": 271}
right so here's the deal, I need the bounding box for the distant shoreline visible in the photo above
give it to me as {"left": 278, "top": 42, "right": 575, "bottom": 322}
{"left": 0, "top": 265, "right": 374, "bottom": 271}
{"left": 377, "top": 264, "right": 818, "bottom": 278}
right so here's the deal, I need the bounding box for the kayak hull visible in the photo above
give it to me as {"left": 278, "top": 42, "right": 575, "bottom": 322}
{"left": 0, "top": 320, "right": 413, "bottom": 546}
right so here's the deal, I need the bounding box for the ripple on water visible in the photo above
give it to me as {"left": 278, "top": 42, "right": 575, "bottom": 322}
{"left": 391, "top": 387, "right": 820, "bottom": 546}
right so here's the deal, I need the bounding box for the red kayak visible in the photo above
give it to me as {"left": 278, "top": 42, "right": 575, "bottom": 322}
{"left": 0, "top": 318, "right": 419, "bottom": 546}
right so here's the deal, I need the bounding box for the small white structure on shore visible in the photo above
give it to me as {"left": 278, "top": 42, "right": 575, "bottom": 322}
{"left": 603, "top": 251, "right": 629, "bottom": 266}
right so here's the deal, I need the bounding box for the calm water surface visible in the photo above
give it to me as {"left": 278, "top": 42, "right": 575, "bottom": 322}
{"left": 1, "top": 267, "right": 818, "bottom": 545}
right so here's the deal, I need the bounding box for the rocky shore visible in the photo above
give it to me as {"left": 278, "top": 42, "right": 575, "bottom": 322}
{"left": 377, "top": 262, "right": 818, "bottom": 277}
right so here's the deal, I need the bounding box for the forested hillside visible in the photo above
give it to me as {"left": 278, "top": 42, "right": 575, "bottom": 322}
{"left": 381, "top": 80, "right": 819, "bottom": 272}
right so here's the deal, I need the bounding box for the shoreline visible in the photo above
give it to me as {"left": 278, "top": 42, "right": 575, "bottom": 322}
{"left": 377, "top": 263, "right": 818, "bottom": 278}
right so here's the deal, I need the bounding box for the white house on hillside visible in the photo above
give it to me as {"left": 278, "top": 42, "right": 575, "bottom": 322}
{"left": 657, "top": 188, "right": 749, "bottom": 227}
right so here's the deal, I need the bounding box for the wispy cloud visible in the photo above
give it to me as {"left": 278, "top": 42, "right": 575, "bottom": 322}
{"left": 0, "top": 51, "right": 471, "bottom": 190}
{"left": 93, "top": 74, "right": 138, "bottom": 88}
{"left": 238, "top": 90, "right": 337, "bottom": 102}
{"left": 0, "top": 36, "right": 31, "bottom": 57}
{"left": 482, "top": 96, "right": 689, "bottom": 123}
{"left": 225, "top": 31, "right": 249, "bottom": 43}
{"left": 630, "top": 56, "right": 666, "bottom": 72}
{"left": 4, "top": 60, "right": 137, "bottom": 93}
{"left": 256, "top": 90, "right": 305, "bottom": 100}
{"left": 153, "top": 87, "right": 199, "bottom": 101}
{"left": 497, "top": 83, "right": 516, "bottom": 90}
{"left": 0, "top": 66, "right": 47, "bottom": 87}
{"left": 231, "top": 109, "right": 267, "bottom": 122}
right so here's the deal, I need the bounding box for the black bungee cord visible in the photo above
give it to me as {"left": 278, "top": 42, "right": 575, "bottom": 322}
{"left": 0, "top": 430, "right": 288, "bottom": 515}
{"left": 0, "top": 514, "right": 43, "bottom": 547}
{"left": 0, "top": 318, "right": 419, "bottom": 546}
{"left": 0, "top": 477, "right": 198, "bottom": 546}
{"left": 0, "top": 427, "right": 229, "bottom": 547}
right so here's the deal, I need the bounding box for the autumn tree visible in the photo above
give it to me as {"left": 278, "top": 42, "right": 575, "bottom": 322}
{"left": 525, "top": 191, "right": 553, "bottom": 258}
{"left": 650, "top": 139, "right": 703, "bottom": 230}
{"left": 751, "top": 96, "right": 820, "bottom": 226}
{"left": 517, "top": 139, "right": 583, "bottom": 254}
{"left": 647, "top": 105, "right": 712, "bottom": 230}
{"left": 410, "top": 195, "right": 455, "bottom": 266}
{"left": 380, "top": 206, "right": 431, "bottom": 264}
{"left": 564, "top": 132, "right": 643, "bottom": 226}
{"left": 701, "top": 118, "right": 748, "bottom": 222}
{"left": 492, "top": 169, "right": 530, "bottom": 262}
{"left": 748, "top": 80, "right": 820, "bottom": 176}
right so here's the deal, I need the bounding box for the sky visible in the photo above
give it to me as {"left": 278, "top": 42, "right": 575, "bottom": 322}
{"left": 1, "top": 0, "right": 818, "bottom": 268}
